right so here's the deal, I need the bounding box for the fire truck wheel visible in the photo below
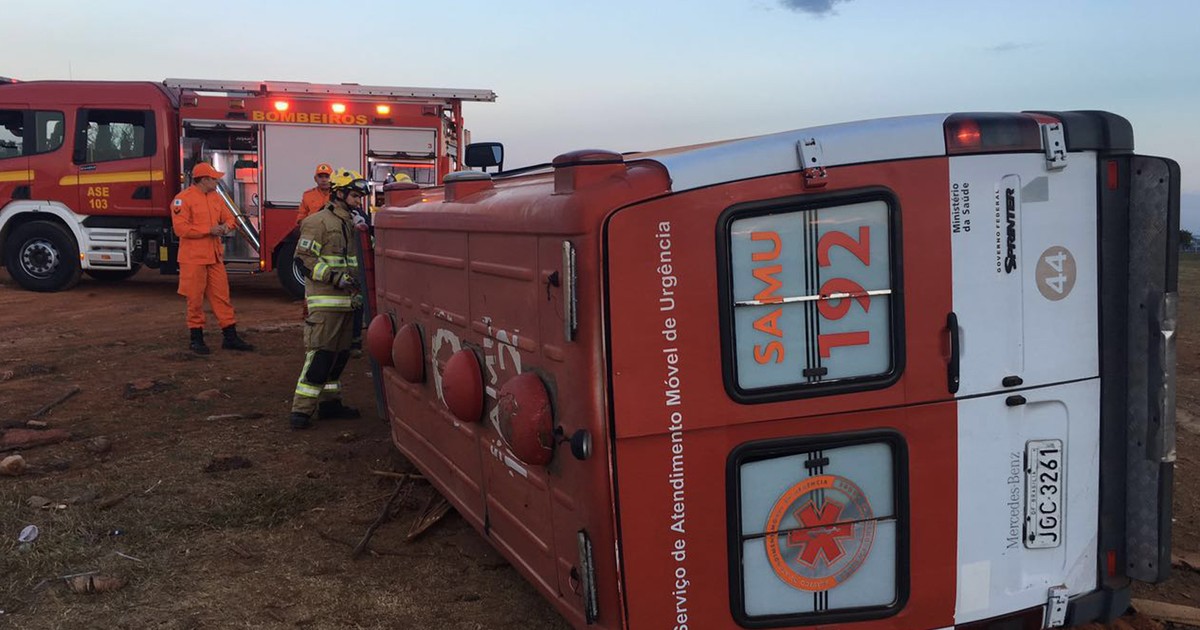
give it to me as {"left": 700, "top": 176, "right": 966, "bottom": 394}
{"left": 85, "top": 264, "right": 142, "bottom": 282}
{"left": 276, "top": 240, "right": 307, "bottom": 299}
{"left": 4, "top": 221, "right": 82, "bottom": 292}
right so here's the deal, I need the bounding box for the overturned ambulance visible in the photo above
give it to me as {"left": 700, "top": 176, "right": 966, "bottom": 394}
{"left": 363, "top": 111, "right": 1179, "bottom": 629}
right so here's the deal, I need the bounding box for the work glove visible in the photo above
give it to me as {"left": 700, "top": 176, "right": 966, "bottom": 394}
{"left": 331, "top": 272, "right": 358, "bottom": 290}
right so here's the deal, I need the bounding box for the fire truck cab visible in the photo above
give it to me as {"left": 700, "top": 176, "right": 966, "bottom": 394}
{"left": 365, "top": 111, "right": 1178, "bottom": 629}
{"left": 0, "top": 77, "right": 494, "bottom": 295}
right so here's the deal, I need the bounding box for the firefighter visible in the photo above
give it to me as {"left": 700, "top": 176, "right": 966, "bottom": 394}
{"left": 171, "top": 163, "right": 254, "bottom": 354}
{"left": 296, "top": 162, "right": 334, "bottom": 225}
{"left": 288, "top": 167, "right": 367, "bottom": 429}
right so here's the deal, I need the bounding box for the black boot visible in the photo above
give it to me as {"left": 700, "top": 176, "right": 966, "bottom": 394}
{"left": 289, "top": 412, "right": 313, "bottom": 430}
{"left": 318, "top": 399, "right": 361, "bottom": 420}
{"left": 221, "top": 325, "right": 254, "bottom": 351}
{"left": 189, "top": 328, "right": 210, "bottom": 355}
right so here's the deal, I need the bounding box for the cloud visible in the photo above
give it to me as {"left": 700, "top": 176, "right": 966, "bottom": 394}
{"left": 779, "top": 0, "right": 853, "bottom": 16}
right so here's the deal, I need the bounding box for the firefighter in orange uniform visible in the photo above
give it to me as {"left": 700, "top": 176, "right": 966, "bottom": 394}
{"left": 171, "top": 163, "right": 254, "bottom": 354}
{"left": 296, "top": 162, "right": 333, "bottom": 225}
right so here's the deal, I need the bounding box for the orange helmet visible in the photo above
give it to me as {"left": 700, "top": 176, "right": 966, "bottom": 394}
{"left": 314, "top": 163, "right": 333, "bottom": 177}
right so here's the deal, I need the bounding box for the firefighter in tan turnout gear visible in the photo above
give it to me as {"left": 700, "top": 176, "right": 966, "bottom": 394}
{"left": 288, "top": 168, "right": 367, "bottom": 430}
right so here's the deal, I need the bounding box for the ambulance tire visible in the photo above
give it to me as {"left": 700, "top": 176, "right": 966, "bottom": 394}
{"left": 277, "top": 239, "right": 307, "bottom": 300}
{"left": 4, "top": 220, "right": 82, "bottom": 292}
{"left": 85, "top": 264, "right": 142, "bottom": 282}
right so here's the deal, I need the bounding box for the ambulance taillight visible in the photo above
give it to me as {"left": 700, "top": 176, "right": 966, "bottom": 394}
{"left": 944, "top": 113, "right": 1043, "bottom": 155}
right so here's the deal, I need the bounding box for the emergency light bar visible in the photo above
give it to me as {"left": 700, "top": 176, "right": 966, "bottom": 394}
{"left": 164, "top": 78, "right": 497, "bottom": 102}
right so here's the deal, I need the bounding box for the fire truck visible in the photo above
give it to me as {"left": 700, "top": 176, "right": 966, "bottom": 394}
{"left": 363, "top": 111, "right": 1179, "bottom": 629}
{"left": 0, "top": 77, "right": 494, "bottom": 296}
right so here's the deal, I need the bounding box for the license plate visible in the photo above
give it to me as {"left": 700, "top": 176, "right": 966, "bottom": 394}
{"left": 1024, "top": 439, "right": 1064, "bottom": 549}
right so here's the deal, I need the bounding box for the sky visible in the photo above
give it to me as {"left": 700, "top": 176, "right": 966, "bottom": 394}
{"left": 5, "top": 0, "right": 1199, "bottom": 231}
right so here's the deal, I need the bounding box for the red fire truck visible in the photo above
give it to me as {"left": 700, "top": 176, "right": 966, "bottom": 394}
{"left": 364, "top": 111, "right": 1179, "bottom": 629}
{"left": 0, "top": 77, "right": 494, "bottom": 296}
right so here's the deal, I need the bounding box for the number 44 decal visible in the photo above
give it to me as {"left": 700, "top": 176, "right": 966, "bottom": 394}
{"left": 1035, "top": 246, "right": 1077, "bottom": 302}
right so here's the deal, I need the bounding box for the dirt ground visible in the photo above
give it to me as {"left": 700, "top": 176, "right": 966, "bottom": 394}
{"left": 0, "top": 269, "right": 568, "bottom": 630}
{"left": 0, "top": 257, "right": 1197, "bottom": 630}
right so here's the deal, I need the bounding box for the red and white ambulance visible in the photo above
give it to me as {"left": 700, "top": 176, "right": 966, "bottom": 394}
{"left": 364, "top": 110, "right": 1179, "bottom": 629}
{"left": 0, "top": 77, "right": 493, "bottom": 295}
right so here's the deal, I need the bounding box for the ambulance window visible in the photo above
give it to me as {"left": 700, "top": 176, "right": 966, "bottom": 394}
{"left": 729, "top": 434, "right": 905, "bottom": 624}
{"left": 0, "top": 110, "right": 23, "bottom": 159}
{"left": 77, "top": 109, "right": 153, "bottom": 163}
{"left": 723, "top": 196, "right": 898, "bottom": 398}
{"left": 33, "top": 111, "right": 64, "bottom": 154}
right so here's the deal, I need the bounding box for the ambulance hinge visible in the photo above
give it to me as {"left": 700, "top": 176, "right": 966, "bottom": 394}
{"left": 1041, "top": 123, "right": 1068, "bottom": 171}
{"left": 1042, "top": 584, "right": 1069, "bottom": 628}
{"left": 797, "top": 137, "right": 828, "bottom": 188}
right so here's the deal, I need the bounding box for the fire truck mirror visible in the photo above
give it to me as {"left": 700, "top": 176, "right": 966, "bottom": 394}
{"left": 465, "top": 142, "right": 503, "bottom": 171}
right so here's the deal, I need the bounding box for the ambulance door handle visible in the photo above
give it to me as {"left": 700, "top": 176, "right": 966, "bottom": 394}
{"left": 946, "top": 312, "right": 961, "bottom": 395}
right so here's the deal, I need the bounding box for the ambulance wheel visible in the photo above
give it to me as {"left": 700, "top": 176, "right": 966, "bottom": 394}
{"left": 85, "top": 264, "right": 142, "bottom": 282}
{"left": 277, "top": 240, "right": 307, "bottom": 299}
{"left": 4, "top": 221, "right": 82, "bottom": 292}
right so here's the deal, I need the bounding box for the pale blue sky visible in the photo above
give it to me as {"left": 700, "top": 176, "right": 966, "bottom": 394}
{"left": 6, "top": 0, "right": 1199, "bottom": 229}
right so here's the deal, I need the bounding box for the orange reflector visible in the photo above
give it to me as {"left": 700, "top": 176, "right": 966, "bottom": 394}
{"left": 273, "top": 100, "right": 289, "bottom": 112}
{"left": 229, "top": 99, "right": 245, "bottom": 110}
{"left": 1107, "top": 160, "right": 1119, "bottom": 190}
{"left": 331, "top": 103, "right": 347, "bottom": 114}
{"left": 1107, "top": 549, "right": 1118, "bottom": 577}
{"left": 376, "top": 104, "right": 391, "bottom": 115}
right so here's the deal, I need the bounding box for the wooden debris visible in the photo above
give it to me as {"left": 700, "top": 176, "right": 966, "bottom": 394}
{"left": 406, "top": 494, "right": 452, "bottom": 542}
{"left": 1132, "top": 599, "right": 1200, "bottom": 627}
{"left": 369, "top": 469, "right": 424, "bottom": 480}
{"left": 31, "top": 386, "right": 80, "bottom": 418}
{"left": 352, "top": 478, "right": 409, "bottom": 558}
{"left": 0, "top": 428, "right": 71, "bottom": 452}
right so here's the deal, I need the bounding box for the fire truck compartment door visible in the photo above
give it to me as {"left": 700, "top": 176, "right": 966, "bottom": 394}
{"left": 954, "top": 378, "right": 1099, "bottom": 625}
{"left": 71, "top": 108, "right": 159, "bottom": 216}
{"left": 368, "top": 128, "right": 435, "bottom": 157}
{"left": 948, "top": 153, "right": 1099, "bottom": 397}
{"left": 262, "top": 126, "right": 361, "bottom": 207}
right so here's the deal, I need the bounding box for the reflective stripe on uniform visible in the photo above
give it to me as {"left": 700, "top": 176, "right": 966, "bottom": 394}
{"left": 306, "top": 295, "right": 354, "bottom": 309}
{"left": 312, "top": 261, "right": 331, "bottom": 282}
{"left": 323, "top": 382, "right": 340, "bottom": 392}
{"left": 296, "top": 382, "right": 322, "bottom": 398}
{"left": 318, "top": 255, "right": 356, "bottom": 268}
{"left": 295, "top": 351, "right": 322, "bottom": 398}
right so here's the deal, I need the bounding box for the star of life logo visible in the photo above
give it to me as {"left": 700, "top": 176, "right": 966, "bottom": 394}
{"left": 764, "top": 474, "right": 876, "bottom": 592}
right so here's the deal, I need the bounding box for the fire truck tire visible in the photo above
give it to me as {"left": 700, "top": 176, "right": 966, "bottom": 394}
{"left": 277, "top": 240, "right": 307, "bottom": 299}
{"left": 4, "top": 220, "right": 82, "bottom": 292}
{"left": 85, "top": 264, "right": 142, "bottom": 282}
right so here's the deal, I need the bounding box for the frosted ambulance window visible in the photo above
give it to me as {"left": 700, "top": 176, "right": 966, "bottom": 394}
{"left": 726, "top": 198, "right": 896, "bottom": 395}
{"left": 729, "top": 435, "right": 905, "bottom": 624}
